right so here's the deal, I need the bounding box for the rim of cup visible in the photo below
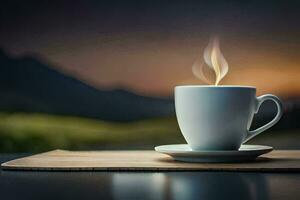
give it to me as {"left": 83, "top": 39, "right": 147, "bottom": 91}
{"left": 175, "top": 85, "right": 256, "bottom": 89}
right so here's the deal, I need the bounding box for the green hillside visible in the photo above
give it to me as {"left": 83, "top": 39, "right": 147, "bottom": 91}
{"left": 0, "top": 113, "right": 183, "bottom": 152}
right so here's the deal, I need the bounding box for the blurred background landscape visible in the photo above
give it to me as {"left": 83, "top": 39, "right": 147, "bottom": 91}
{"left": 0, "top": 0, "right": 299, "bottom": 152}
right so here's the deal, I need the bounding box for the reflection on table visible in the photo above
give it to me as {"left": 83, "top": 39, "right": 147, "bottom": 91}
{"left": 1, "top": 170, "right": 300, "bottom": 200}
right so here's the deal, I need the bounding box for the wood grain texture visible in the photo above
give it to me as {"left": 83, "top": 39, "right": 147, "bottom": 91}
{"left": 1, "top": 150, "right": 300, "bottom": 172}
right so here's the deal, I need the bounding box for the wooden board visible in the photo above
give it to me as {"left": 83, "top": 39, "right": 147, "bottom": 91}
{"left": 1, "top": 150, "right": 300, "bottom": 172}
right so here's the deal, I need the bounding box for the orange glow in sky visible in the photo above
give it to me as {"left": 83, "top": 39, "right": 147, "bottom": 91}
{"left": 32, "top": 34, "right": 299, "bottom": 98}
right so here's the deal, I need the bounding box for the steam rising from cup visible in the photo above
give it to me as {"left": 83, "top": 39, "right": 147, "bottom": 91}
{"left": 192, "top": 37, "right": 229, "bottom": 85}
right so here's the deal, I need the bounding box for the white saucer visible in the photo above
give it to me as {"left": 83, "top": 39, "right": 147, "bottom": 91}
{"left": 155, "top": 144, "right": 273, "bottom": 163}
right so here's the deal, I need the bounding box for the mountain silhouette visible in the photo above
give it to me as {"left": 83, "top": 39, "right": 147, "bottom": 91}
{"left": 0, "top": 48, "right": 299, "bottom": 130}
{"left": 0, "top": 49, "right": 174, "bottom": 121}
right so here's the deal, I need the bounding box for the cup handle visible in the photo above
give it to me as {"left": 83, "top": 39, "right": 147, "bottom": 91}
{"left": 243, "top": 94, "right": 283, "bottom": 143}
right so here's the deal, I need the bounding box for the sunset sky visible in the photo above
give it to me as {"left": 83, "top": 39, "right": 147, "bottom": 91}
{"left": 1, "top": 0, "right": 299, "bottom": 97}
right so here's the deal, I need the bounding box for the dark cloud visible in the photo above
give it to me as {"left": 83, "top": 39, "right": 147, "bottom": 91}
{"left": 0, "top": 0, "right": 299, "bottom": 96}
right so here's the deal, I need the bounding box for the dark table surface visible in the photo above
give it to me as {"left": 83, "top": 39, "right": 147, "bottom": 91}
{"left": 1, "top": 154, "right": 300, "bottom": 200}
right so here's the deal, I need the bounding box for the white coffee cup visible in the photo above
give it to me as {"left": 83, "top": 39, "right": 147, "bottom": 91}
{"left": 175, "top": 85, "right": 283, "bottom": 150}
